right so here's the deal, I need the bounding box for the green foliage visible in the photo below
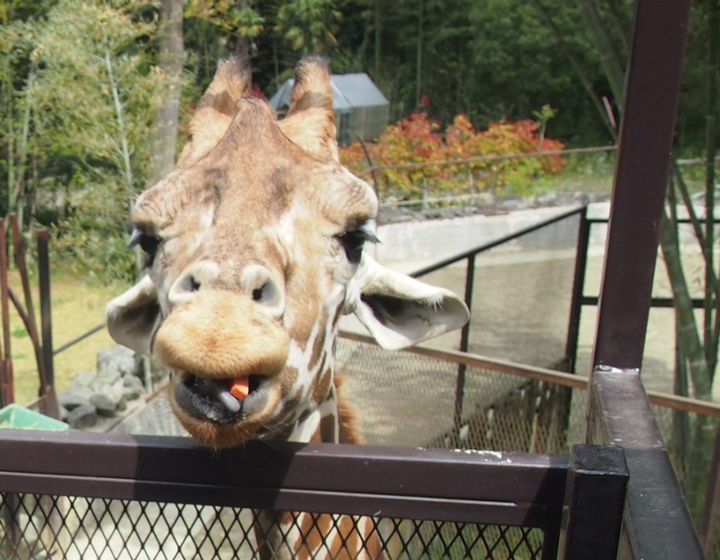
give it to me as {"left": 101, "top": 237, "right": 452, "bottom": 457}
{"left": 341, "top": 112, "right": 566, "bottom": 201}
{"left": 275, "top": 0, "right": 342, "bottom": 54}
{"left": 0, "top": 0, "right": 713, "bottom": 281}
{"left": 1, "top": 0, "right": 165, "bottom": 280}
{"left": 186, "top": 0, "right": 265, "bottom": 37}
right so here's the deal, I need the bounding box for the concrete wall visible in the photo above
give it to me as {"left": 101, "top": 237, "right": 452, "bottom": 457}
{"left": 372, "top": 204, "right": 604, "bottom": 272}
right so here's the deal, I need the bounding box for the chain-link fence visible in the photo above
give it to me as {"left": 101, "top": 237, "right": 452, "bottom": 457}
{"left": 0, "top": 420, "right": 570, "bottom": 560}
{"left": 403, "top": 207, "right": 582, "bottom": 372}
{"left": 0, "top": 493, "right": 546, "bottom": 560}
{"left": 338, "top": 336, "right": 584, "bottom": 455}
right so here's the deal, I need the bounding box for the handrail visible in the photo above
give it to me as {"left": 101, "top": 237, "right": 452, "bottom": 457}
{"left": 410, "top": 205, "right": 585, "bottom": 278}
{"left": 0, "top": 428, "right": 569, "bottom": 529}
{"left": 339, "top": 330, "right": 720, "bottom": 419}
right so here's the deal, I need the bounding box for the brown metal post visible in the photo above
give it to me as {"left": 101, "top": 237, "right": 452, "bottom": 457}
{"left": 557, "top": 445, "right": 628, "bottom": 560}
{"left": 586, "top": 0, "right": 702, "bottom": 558}
{"left": 563, "top": 206, "right": 589, "bottom": 374}
{"left": 591, "top": 0, "right": 690, "bottom": 371}
{"left": 453, "top": 255, "right": 475, "bottom": 440}
{"left": 9, "top": 215, "right": 45, "bottom": 391}
{"left": 702, "top": 425, "right": 720, "bottom": 557}
{"left": 37, "top": 231, "right": 59, "bottom": 419}
{"left": 0, "top": 221, "right": 12, "bottom": 406}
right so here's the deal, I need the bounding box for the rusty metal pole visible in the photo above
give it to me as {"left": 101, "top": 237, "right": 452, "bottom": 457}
{"left": 584, "top": 0, "right": 702, "bottom": 558}
{"left": 453, "top": 255, "right": 475, "bottom": 441}
{"left": 563, "top": 207, "right": 589, "bottom": 374}
{"left": 37, "top": 231, "right": 59, "bottom": 419}
{"left": 0, "top": 220, "right": 13, "bottom": 406}
{"left": 9, "top": 215, "right": 45, "bottom": 390}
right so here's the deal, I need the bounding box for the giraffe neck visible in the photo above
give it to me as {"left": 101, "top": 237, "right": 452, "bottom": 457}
{"left": 287, "top": 382, "right": 339, "bottom": 443}
{"left": 281, "top": 289, "right": 345, "bottom": 444}
{"left": 252, "top": 298, "right": 380, "bottom": 557}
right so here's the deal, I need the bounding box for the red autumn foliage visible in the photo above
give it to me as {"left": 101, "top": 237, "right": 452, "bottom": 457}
{"left": 340, "top": 112, "right": 566, "bottom": 201}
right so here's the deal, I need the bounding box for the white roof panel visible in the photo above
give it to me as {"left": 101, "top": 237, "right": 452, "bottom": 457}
{"left": 269, "top": 73, "right": 388, "bottom": 111}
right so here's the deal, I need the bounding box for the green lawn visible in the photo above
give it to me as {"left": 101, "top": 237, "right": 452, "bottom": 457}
{"left": 8, "top": 267, "right": 126, "bottom": 406}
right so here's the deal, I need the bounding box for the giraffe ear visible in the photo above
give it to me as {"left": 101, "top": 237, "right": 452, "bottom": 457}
{"left": 106, "top": 274, "right": 162, "bottom": 355}
{"left": 177, "top": 54, "right": 252, "bottom": 167}
{"left": 352, "top": 257, "right": 470, "bottom": 350}
{"left": 278, "top": 56, "right": 339, "bottom": 162}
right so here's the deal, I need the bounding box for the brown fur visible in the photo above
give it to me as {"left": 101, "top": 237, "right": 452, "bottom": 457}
{"left": 110, "top": 55, "right": 387, "bottom": 557}
{"left": 278, "top": 56, "right": 339, "bottom": 162}
{"left": 335, "top": 375, "right": 366, "bottom": 444}
{"left": 154, "top": 290, "right": 289, "bottom": 378}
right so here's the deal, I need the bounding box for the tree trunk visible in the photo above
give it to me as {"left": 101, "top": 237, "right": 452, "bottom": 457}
{"left": 705, "top": 0, "right": 719, "bottom": 380}
{"left": 660, "top": 208, "right": 712, "bottom": 400}
{"left": 148, "top": 0, "right": 185, "bottom": 184}
{"left": 374, "top": 0, "right": 382, "bottom": 80}
{"left": 415, "top": 0, "right": 424, "bottom": 108}
{"left": 532, "top": 0, "right": 617, "bottom": 142}
{"left": 234, "top": 0, "right": 251, "bottom": 59}
{"left": 575, "top": 0, "right": 626, "bottom": 103}
{"left": 104, "top": 48, "right": 135, "bottom": 212}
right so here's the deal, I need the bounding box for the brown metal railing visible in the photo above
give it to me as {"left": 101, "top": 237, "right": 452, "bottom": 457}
{"left": 340, "top": 330, "right": 720, "bottom": 421}
{"left": 0, "top": 219, "right": 58, "bottom": 418}
{"left": 0, "top": 428, "right": 629, "bottom": 559}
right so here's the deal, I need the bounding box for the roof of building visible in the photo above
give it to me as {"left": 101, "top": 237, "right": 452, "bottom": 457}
{"left": 269, "top": 73, "right": 389, "bottom": 112}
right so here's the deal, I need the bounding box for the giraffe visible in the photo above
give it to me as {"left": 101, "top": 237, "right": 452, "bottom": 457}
{"left": 106, "top": 54, "right": 469, "bottom": 558}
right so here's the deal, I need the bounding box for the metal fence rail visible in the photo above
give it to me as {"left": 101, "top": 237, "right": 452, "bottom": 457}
{"left": 0, "top": 428, "right": 628, "bottom": 559}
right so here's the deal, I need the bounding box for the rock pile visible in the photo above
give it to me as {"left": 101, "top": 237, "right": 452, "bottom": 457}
{"left": 58, "top": 346, "right": 150, "bottom": 429}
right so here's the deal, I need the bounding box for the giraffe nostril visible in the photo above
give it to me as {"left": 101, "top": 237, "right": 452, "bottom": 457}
{"left": 189, "top": 276, "right": 201, "bottom": 292}
{"left": 242, "top": 266, "right": 284, "bottom": 317}
{"left": 252, "top": 281, "right": 278, "bottom": 305}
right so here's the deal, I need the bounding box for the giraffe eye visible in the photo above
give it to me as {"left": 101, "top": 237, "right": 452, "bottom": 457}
{"left": 337, "top": 228, "right": 380, "bottom": 264}
{"left": 129, "top": 228, "right": 161, "bottom": 266}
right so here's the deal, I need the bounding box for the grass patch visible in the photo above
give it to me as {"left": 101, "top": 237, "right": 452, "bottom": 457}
{"left": 7, "top": 266, "right": 127, "bottom": 406}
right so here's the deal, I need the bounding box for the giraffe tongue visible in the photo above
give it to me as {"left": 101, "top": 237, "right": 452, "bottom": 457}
{"left": 213, "top": 376, "right": 250, "bottom": 414}
{"left": 230, "top": 376, "right": 250, "bottom": 401}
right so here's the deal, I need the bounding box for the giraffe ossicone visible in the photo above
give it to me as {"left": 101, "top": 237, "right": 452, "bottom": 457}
{"left": 106, "top": 55, "right": 470, "bottom": 450}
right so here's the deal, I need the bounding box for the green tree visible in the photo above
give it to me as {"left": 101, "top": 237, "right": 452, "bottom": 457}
{"left": 275, "top": 0, "right": 342, "bottom": 54}
{"left": 18, "top": 0, "right": 163, "bottom": 279}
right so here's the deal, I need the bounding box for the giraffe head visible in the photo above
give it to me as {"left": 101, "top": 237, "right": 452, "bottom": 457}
{"left": 107, "top": 56, "right": 469, "bottom": 448}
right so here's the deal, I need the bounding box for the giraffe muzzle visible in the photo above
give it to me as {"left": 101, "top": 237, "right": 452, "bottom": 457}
{"left": 174, "top": 373, "right": 265, "bottom": 424}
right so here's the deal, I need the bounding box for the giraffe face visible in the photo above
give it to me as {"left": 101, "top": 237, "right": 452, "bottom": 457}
{"left": 107, "top": 57, "right": 469, "bottom": 448}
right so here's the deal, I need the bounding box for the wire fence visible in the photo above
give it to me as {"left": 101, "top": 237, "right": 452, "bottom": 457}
{"left": 0, "top": 493, "right": 546, "bottom": 560}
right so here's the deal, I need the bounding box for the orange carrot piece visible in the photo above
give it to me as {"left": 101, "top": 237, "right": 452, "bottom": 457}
{"left": 230, "top": 377, "right": 250, "bottom": 400}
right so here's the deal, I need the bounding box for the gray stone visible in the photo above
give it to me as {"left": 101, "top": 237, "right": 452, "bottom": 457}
{"left": 122, "top": 375, "right": 145, "bottom": 400}
{"left": 59, "top": 405, "right": 70, "bottom": 422}
{"left": 97, "top": 346, "right": 140, "bottom": 381}
{"left": 73, "top": 371, "right": 97, "bottom": 389}
{"left": 90, "top": 381, "right": 127, "bottom": 417}
{"left": 97, "top": 367, "right": 122, "bottom": 386}
{"left": 90, "top": 393, "right": 118, "bottom": 417}
{"left": 67, "top": 403, "right": 98, "bottom": 429}
{"left": 58, "top": 388, "right": 93, "bottom": 411}
{"left": 534, "top": 193, "right": 559, "bottom": 207}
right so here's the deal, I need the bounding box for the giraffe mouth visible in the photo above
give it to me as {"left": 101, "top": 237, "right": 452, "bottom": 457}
{"left": 174, "top": 373, "right": 263, "bottom": 424}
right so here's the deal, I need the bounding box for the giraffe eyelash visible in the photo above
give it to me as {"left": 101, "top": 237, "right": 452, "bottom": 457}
{"left": 129, "top": 227, "right": 162, "bottom": 267}
{"left": 336, "top": 225, "right": 379, "bottom": 264}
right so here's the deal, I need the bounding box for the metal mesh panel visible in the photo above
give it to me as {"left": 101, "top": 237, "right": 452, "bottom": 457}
{"left": 652, "top": 405, "right": 719, "bottom": 548}
{"left": 413, "top": 213, "right": 580, "bottom": 371}
{"left": 0, "top": 493, "right": 545, "bottom": 560}
{"left": 338, "top": 338, "right": 586, "bottom": 454}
